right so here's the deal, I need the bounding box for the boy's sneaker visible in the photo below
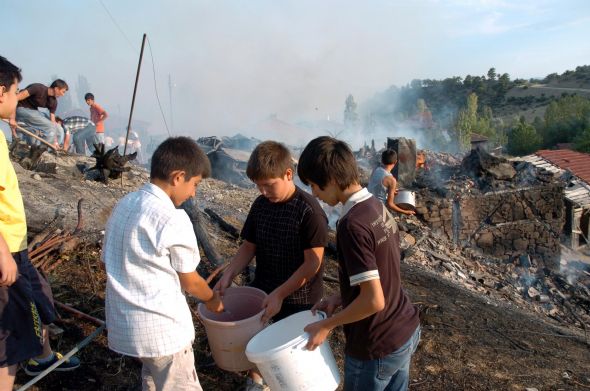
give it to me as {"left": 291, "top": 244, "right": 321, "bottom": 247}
{"left": 23, "top": 352, "right": 81, "bottom": 376}
{"left": 241, "top": 377, "right": 270, "bottom": 391}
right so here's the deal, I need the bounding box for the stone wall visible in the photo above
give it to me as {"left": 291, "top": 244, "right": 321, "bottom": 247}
{"left": 415, "top": 182, "right": 565, "bottom": 269}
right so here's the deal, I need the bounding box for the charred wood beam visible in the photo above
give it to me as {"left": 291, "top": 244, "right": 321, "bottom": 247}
{"left": 182, "top": 197, "right": 224, "bottom": 267}
{"left": 204, "top": 208, "right": 240, "bottom": 239}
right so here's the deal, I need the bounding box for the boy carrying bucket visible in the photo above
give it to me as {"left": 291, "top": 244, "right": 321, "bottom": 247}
{"left": 102, "top": 136, "right": 224, "bottom": 391}
{"left": 215, "top": 140, "right": 329, "bottom": 391}
{"left": 297, "top": 136, "right": 421, "bottom": 391}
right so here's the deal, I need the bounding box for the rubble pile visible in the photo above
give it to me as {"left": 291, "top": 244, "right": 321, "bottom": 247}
{"left": 414, "top": 148, "right": 565, "bottom": 268}
{"left": 399, "top": 217, "right": 590, "bottom": 332}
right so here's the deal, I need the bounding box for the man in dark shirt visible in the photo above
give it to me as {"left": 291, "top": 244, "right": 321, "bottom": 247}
{"left": 298, "top": 136, "right": 421, "bottom": 391}
{"left": 215, "top": 140, "right": 328, "bottom": 391}
{"left": 9, "top": 79, "right": 68, "bottom": 147}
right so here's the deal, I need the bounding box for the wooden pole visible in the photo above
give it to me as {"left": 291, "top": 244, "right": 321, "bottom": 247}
{"left": 1, "top": 119, "right": 58, "bottom": 151}
{"left": 123, "top": 33, "right": 147, "bottom": 157}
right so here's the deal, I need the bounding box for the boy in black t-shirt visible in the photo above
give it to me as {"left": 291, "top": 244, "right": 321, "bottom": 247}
{"left": 297, "top": 136, "right": 420, "bottom": 391}
{"left": 215, "top": 140, "right": 328, "bottom": 391}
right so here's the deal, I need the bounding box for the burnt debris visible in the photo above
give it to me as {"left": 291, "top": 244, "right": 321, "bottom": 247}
{"left": 89, "top": 143, "right": 137, "bottom": 183}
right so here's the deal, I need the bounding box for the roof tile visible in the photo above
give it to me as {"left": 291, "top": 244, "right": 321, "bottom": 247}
{"left": 535, "top": 149, "right": 590, "bottom": 184}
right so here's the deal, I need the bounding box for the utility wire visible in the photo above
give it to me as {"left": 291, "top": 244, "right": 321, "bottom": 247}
{"left": 147, "top": 36, "right": 172, "bottom": 136}
{"left": 97, "top": 0, "right": 137, "bottom": 53}
{"left": 97, "top": 0, "right": 171, "bottom": 136}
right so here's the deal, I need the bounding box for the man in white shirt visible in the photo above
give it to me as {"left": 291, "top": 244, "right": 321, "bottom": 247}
{"left": 102, "top": 136, "right": 223, "bottom": 391}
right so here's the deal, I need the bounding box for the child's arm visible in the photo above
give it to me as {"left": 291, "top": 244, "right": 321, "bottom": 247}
{"left": 0, "top": 233, "right": 18, "bottom": 286}
{"left": 261, "top": 246, "right": 324, "bottom": 323}
{"left": 304, "top": 279, "right": 385, "bottom": 350}
{"left": 98, "top": 104, "right": 108, "bottom": 121}
{"left": 214, "top": 240, "right": 256, "bottom": 296}
{"left": 383, "top": 176, "right": 415, "bottom": 215}
{"left": 178, "top": 271, "right": 224, "bottom": 312}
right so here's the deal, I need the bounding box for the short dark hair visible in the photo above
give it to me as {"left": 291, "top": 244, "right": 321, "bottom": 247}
{"left": 246, "top": 140, "right": 293, "bottom": 181}
{"left": 297, "top": 136, "right": 360, "bottom": 190}
{"left": 381, "top": 149, "right": 398, "bottom": 165}
{"left": 50, "top": 79, "right": 68, "bottom": 90}
{"left": 84, "top": 92, "right": 94, "bottom": 101}
{"left": 150, "top": 136, "right": 211, "bottom": 181}
{"left": 0, "top": 56, "right": 22, "bottom": 88}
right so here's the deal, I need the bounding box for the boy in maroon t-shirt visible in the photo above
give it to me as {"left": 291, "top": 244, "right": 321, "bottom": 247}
{"left": 297, "top": 136, "right": 421, "bottom": 391}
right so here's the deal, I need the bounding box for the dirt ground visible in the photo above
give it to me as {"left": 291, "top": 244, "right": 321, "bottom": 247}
{"left": 11, "top": 160, "right": 590, "bottom": 391}
{"left": 14, "top": 245, "right": 590, "bottom": 391}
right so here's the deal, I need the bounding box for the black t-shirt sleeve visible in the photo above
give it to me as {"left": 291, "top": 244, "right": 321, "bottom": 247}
{"left": 25, "top": 83, "right": 44, "bottom": 97}
{"left": 47, "top": 98, "right": 57, "bottom": 114}
{"left": 339, "top": 220, "right": 378, "bottom": 285}
{"left": 241, "top": 197, "right": 260, "bottom": 244}
{"left": 300, "top": 208, "right": 328, "bottom": 249}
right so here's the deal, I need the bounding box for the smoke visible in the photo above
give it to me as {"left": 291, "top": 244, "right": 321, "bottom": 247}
{"left": 3, "top": 1, "right": 588, "bottom": 149}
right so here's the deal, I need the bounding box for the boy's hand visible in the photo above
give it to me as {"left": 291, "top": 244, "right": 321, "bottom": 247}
{"left": 0, "top": 253, "right": 18, "bottom": 286}
{"left": 311, "top": 294, "right": 341, "bottom": 317}
{"left": 213, "top": 273, "right": 233, "bottom": 297}
{"left": 304, "top": 320, "right": 332, "bottom": 351}
{"left": 9, "top": 118, "right": 17, "bottom": 131}
{"left": 205, "top": 290, "right": 224, "bottom": 313}
{"left": 261, "top": 291, "right": 283, "bottom": 323}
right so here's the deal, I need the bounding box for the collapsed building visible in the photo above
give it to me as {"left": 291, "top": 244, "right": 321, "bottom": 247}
{"left": 519, "top": 149, "right": 590, "bottom": 252}
{"left": 408, "top": 145, "right": 566, "bottom": 269}
{"left": 196, "top": 135, "right": 261, "bottom": 188}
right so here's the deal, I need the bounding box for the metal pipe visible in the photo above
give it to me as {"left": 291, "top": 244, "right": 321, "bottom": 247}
{"left": 16, "top": 324, "right": 106, "bottom": 391}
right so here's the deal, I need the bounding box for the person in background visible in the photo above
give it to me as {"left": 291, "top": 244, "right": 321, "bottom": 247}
{"left": 85, "top": 92, "right": 107, "bottom": 145}
{"left": 9, "top": 79, "right": 68, "bottom": 148}
{"left": 368, "top": 149, "right": 415, "bottom": 215}
{"left": 297, "top": 136, "right": 421, "bottom": 391}
{"left": 0, "top": 56, "right": 79, "bottom": 391}
{"left": 102, "top": 136, "right": 223, "bottom": 391}
{"left": 57, "top": 116, "right": 96, "bottom": 155}
{"left": 215, "top": 140, "right": 328, "bottom": 391}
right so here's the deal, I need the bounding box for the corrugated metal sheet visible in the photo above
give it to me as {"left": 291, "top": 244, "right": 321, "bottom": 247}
{"left": 535, "top": 149, "right": 590, "bottom": 185}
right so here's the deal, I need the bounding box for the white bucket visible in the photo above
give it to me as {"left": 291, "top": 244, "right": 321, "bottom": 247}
{"left": 245, "top": 310, "right": 340, "bottom": 391}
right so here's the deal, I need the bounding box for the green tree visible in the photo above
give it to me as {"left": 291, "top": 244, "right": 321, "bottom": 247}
{"left": 507, "top": 118, "right": 542, "bottom": 155}
{"left": 573, "top": 120, "right": 590, "bottom": 153}
{"left": 454, "top": 93, "right": 478, "bottom": 150}
{"left": 487, "top": 67, "right": 497, "bottom": 81}
{"left": 543, "top": 95, "right": 590, "bottom": 147}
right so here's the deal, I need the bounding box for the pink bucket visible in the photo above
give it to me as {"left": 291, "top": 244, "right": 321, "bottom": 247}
{"left": 197, "top": 286, "right": 267, "bottom": 372}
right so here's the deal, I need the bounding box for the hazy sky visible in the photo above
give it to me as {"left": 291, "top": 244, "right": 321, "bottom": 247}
{"left": 2, "top": 0, "right": 589, "bottom": 146}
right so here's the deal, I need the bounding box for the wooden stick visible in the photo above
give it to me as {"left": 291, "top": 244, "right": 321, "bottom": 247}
{"left": 54, "top": 301, "right": 105, "bottom": 326}
{"left": 1, "top": 118, "right": 58, "bottom": 151}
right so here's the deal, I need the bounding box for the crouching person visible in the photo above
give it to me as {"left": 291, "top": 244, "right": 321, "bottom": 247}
{"left": 298, "top": 137, "right": 421, "bottom": 391}
{"left": 102, "top": 136, "right": 224, "bottom": 391}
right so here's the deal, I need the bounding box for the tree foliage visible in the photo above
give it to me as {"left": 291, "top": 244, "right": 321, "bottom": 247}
{"left": 507, "top": 118, "right": 542, "bottom": 156}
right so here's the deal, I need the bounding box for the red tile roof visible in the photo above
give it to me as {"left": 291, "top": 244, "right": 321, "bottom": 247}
{"left": 535, "top": 149, "right": 590, "bottom": 184}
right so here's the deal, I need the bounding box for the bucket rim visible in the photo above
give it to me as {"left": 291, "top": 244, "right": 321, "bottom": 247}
{"left": 197, "top": 286, "right": 267, "bottom": 327}
{"left": 245, "top": 311, "right": 325, "bottom": 363}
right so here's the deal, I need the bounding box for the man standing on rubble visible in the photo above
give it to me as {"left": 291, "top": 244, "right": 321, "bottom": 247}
{"left": 0, "top": 56, "right": 79, "bottom": 391}
{"left": 9, "top": 79, "right": 68, "bottom": 148}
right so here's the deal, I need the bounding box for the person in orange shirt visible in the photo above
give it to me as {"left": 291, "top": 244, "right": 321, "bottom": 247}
{"left": 84, "top": 92, "right": 108, "bottom": 145}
